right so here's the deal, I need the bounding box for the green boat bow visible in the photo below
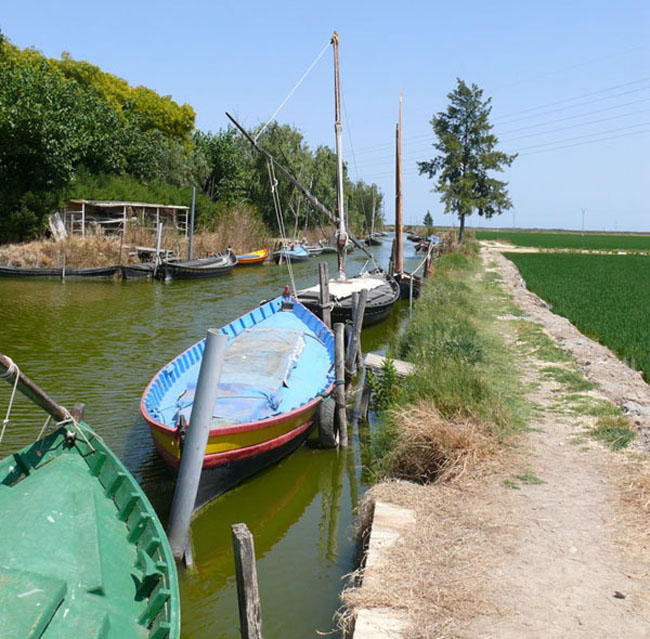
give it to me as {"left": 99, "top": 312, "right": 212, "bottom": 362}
{"left": 0, "top": 370, "right": 180, "bottom": 639}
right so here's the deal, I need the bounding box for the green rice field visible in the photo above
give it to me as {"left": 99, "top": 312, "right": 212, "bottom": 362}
{"left": 476, "top": 230, "right": 650, "bottom": 251}
{"left": 505, "top": 253, "right": 650, "bottom": 381}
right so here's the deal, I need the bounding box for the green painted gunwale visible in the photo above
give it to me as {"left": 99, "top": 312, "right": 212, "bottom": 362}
{"left": 0, "top": 422, "right": 180, "bottom": 639}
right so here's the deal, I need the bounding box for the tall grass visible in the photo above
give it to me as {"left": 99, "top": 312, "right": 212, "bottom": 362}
{"left": 367, "top": 245, "right": 529, "bottom": 482}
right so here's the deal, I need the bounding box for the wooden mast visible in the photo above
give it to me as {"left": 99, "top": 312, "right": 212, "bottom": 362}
{"left": 395, "top": 88, "right": 404, "bottom": 274}
{"left": 332, "top": 31, "right": 347, "bottom": 280}
{"left": 370, "top": 186, "right": 376, "bottom": 238}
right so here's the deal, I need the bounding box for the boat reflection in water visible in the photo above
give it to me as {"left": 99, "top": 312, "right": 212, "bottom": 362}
{"left": 181, "top": 442, "right": 360, "bottom": 639}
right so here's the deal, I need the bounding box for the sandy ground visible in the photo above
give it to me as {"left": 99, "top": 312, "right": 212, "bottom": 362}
{"left": 348, "top": 247, "right": 650, "bottom": 638}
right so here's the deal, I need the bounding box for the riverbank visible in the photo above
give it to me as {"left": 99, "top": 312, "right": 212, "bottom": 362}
{"left": 0, "top": 208, "right": 282, "bottom": 268}
{"left": 343, "top": 244, "right": 650, "bottom": 637}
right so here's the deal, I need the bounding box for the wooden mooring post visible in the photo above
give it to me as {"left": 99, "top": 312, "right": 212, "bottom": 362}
{"left": 345, "top": 289, "right": 367, "bottom": 381}
{"left": 318, "top": 262, "right": 331, "bottom": 328}
{"left": 232, "top": 523, "right": 263, "bottom": 639}
{"left": 334, "top": 323, "right": 348, "bottom": 447}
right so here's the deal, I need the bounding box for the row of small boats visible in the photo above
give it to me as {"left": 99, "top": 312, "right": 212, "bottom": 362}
{"left": 0, "top": 241, "right": 365, "bottom": 280}
{"left": 0, "top": 248, "right": 268, "bottom": 282}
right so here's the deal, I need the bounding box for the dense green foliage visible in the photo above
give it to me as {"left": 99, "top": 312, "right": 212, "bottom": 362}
{"left": 507, "top": 253, "right": 650, "bottom": 381}
{"left": 418, "top": 79, "right": 516, "bottom": 242}
{"left": 476, "top": 230, "right": 650, "bottom": 251}
{"left": 0, "top": 32, "right": 382, "bottom": 243}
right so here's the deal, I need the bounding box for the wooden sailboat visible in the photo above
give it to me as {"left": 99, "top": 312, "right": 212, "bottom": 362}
{"left": 226, "top": 32, "right": 399, "bottom": 327}
{"left": 392, "top": 89, "right": 422, "bottom": 299}
{"left": 297, "top": 32, "right": 398, "bottom": 326}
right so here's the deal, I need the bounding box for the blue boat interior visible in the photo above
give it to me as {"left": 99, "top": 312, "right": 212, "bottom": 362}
{"left": 144, "top": 298, "right": 335, "bottom": 429}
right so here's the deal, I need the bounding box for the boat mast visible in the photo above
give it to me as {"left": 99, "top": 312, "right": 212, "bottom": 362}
{"left": 332, "top": 31, "right": 347, "bottom": 280}
{"left": 395, "top": 88, "right": 404, "bottom": 274}
{"left": 371, "top": 186, "right": 376, "bottom": 237}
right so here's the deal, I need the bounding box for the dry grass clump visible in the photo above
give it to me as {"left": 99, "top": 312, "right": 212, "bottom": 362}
{"left": 610, "top": 454, "right": 650, "bottom": 561}
{"left": 385, "top": 401, "right": 496, "bottom": 484}
{"left": 0, "top": 236, "right": 122, "bottom": 267}
{"left": 340, "top": 475, "right": 514, "bottom": 638}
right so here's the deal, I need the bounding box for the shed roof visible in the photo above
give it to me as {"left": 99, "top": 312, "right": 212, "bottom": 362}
{"left": 68, "top": 199, "right": 189, "bottom": 211}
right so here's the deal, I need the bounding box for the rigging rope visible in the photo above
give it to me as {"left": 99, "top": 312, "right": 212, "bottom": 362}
{"left": 255, "top": 39, "right": 332, "bottom": 143}
{"left": 267, "top": 160, "right": 298, "bottom": 296}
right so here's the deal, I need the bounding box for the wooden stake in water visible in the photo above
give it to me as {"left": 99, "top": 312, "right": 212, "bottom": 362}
{"left": 334, "top": 323, "right": 348, "bottom": 447}
{"left": 232, "top": 523, "right": 264, "bottom": 639}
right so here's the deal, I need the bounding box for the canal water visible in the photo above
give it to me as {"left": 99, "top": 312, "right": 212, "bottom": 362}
{"left": 0, "top": 238, "right": 422, "bottom": 638}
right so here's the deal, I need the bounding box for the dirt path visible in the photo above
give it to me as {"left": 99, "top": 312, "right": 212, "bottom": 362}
{"left": 347, "top": 247, "right": 650, "bottom": 638}
{"left": 462, "top": 249, "right": 650, "bottom": 637}
{"left": 489, "top": 247, "right": 650, "bottom": 441}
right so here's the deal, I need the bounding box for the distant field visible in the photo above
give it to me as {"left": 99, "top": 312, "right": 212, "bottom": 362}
{"left": 506, "top": 253, "right": 650, "bottom": 381}
{"left": 476, "top": 230, "right": 650, "bottom": 251}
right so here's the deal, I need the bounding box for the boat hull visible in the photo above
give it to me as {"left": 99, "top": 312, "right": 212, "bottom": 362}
{"left": 273, "top": 249, "right": 310, "bottom": 263}
{"left": 236, "top": 247, "right": 268, "bottom": 265}
{"left": 0, "top": 265, "right": 120, "bottom": 278}
{"left": 164, "top": 251, "right": 237, "bottom": 280}
{"left": 121, "top": 263, "right": 155, "bottom": 279}
{"left": 297, "top": 271, "right": 401, "bottom": 327}
{"left": 152, "top": 411, "right": 317, "bottom": 510}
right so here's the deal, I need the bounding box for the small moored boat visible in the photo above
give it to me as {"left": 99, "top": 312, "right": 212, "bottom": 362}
{"left": 302, "top": 243, "right": 324, "bottom": 257}
{"left": 163, "top": 250, "right": 237, "bottom": 281}
{"left": 272, "top": 244, "right": 310, "bottom": 263}
{"left": 0, "top": 354, "right": 180, "bottom": 639}
{"left": 235, "top": 247, "right": 269, "bottom": 266}
{"left": 121, "top": 262, "right": 156, "bottom": 279}
{"left": 0, "top": 265, "right": 120, "bottom": 279}
{"left": 140, "top": 294, "right": 335, "bottom": 511}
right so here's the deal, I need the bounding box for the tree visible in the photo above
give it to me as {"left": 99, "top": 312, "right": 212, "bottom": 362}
{"left": 423, "top": 210, "right": 433, "bottom": 230}
{"left": 418, "top": 79, "right": 516, "bottom": 242}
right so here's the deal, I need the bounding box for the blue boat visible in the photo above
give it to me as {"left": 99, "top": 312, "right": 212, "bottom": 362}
{"left": 272, "top": 244, "right": 310, "bottom": 264}
{"left": 141, "top": 294, "right": 335, "bottom": 511}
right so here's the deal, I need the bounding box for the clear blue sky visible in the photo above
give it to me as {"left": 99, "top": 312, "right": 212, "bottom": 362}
{"left": 3, "top": 1, "right": 649, "bottom": 231}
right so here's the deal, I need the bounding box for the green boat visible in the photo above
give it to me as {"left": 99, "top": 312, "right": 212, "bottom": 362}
{"left": 0, "top": 354, "right": 180, "bottom": 639}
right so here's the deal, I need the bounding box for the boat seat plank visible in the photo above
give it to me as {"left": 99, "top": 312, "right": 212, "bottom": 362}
{"left": 74, "top": 488, "right": 105, "bottom": 594}
{"left": 0, "top": 567, "right": 66, "bottom": 639}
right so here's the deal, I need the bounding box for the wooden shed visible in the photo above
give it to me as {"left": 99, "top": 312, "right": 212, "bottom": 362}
{"left": 61, "top": 200, "right": 190, "bottom": 238}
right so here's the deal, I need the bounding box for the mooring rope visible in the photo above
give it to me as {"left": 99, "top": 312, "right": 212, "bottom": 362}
{"left": 0, "top": 356, "right": 20, "bottom": 446}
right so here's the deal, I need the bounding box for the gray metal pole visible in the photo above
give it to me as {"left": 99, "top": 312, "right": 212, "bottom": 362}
{"left": 153, "top": 222, "right": 164, "bottom": 279}
{"left": 167, "top": 329, "right": 228, "bottom": 561}
{"left": 188, "top": 186, "right": 196, "bottom": 260}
